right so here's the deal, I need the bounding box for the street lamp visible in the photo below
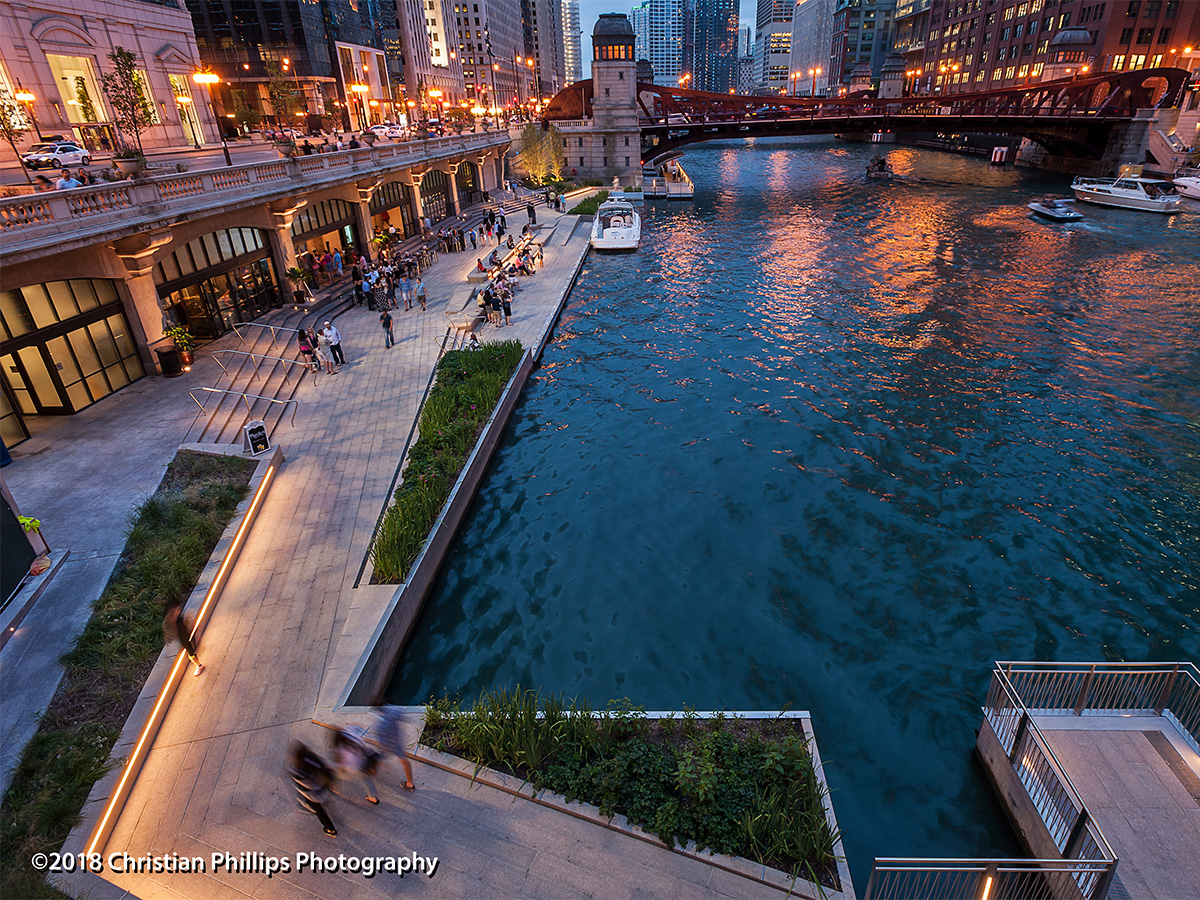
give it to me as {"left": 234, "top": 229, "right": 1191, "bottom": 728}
{"left": 350, "top": 83, "right": 369, "bottom": 130}
{"left": 14, "top": 89, "right": 41, "bottom": 140}
{"left": 428, "top": 88, "right": 444, "bottom": 131}
{"left": 175, "top": 94, "right": 201, "bottom": 148}
{"left": 282, "top": 57, "right": 306, "bottom": 119}
{"left": 790, "top": 72, "right": 801, "bottom": 96}
{"left": 809, "top": 67, "right": 822, "bottom": 97}
{"left": 191, "top": 71, "right": 232, "bottom": 166}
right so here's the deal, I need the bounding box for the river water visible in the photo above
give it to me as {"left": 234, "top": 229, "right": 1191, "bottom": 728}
{"left": 388, "top": 139, "right": 1200, "bottom": 884}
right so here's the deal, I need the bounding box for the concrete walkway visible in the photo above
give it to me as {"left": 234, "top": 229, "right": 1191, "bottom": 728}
{"left": 43, "top": 202, "right": 785, "bottom": 900}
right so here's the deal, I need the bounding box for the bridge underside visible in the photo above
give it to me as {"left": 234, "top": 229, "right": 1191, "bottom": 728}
{"left": 642, "top": 116, "right": 1118, "bottom": 162}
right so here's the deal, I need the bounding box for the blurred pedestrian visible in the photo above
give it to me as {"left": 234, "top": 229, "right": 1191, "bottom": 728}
{"left": 164, "top": 598, "right": 203, "bottom": 676}
{"left": 369, "top": 699, "right": 416, "bottom": 792}
{"left": 333, "top": 727, "right": 380, "bottom": 805}
{"left": 289, "top": 742, "right": 338, "bottom": 837}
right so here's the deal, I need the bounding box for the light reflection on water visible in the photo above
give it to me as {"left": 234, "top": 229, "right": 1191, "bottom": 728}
{"left": 388, "top": 139, "right": 1200, "bottom": 884}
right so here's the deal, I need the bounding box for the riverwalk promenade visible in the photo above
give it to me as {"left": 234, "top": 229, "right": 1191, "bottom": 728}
{"left": 11, "top": 200, "right": 804, "bottom": 900}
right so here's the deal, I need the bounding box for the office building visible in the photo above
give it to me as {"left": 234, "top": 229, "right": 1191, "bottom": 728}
{"left": 563, "top": 0, "right": 583, "bottom": 83}
{"left": 632, "top": 0, "right": 686, "bottom": 86}
{"left": 899, "top": 0, "right": 1200, "bottom": 96}
{"left": 455, "top": 0, "right": 525, "bottom": 111}
{"left": 830, "top": 0, "right": 896, "bottom": 92}
{"left": 754, "top": 0, "right": 795, "bottom": 92}
{"left": 692, "top": 0, "right": 740, "bottom": 93}
{"left": 789, "top": 0, "right": 834, "bottom": 95}
{"left": 522, "top": 0, "right": 566, "bottom": 100}
{"left": 740, "top": 25, "right": 753, "bottom": 56}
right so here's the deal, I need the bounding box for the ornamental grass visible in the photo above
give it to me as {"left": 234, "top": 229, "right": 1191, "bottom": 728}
{"left": 369, "top": 340, "right": 524, "bottom": 583}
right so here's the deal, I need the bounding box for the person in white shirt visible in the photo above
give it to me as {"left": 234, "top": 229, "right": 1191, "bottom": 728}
{"left": 322, "top": 321, "right": 346, "bottom": 366}
{"left": 56, "top": 170, "right": 82, "bottom": 190}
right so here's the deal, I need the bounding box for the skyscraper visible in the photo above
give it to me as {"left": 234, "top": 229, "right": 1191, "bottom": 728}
{"left": 753, "top": 0, "right": 794, "bottom": 93}
{"left": 740, "top": 25, "right": 753, "bottom": 57}
{"left": 454, "top": 0, "right": 525, "bottom": 111}
{"left": 562, "top": 0, "right": 583, "bottom": 84}
{"left": 789, "top": 0, "right": 834, "bottom": 96}
{"left": 691, "top": 0, "right": 739, "bottom": 93}
{"left": 631, "top": 0, "right": 685, "bottom": 86}
{"left": 521, "top": 0, "right": 566, "bottom": 100}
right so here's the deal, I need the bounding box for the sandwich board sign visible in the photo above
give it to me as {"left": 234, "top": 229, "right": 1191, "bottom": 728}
{"left": 243, "top": 419, "right": 271, "bottom": 456}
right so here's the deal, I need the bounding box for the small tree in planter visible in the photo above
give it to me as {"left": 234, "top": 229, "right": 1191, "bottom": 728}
{"left": 100, "top": 46, "right": 155, "bottom": 157}
{"left": 164, "top": 325, "right": 195, "bottom": 364}
{"left": 285, "top": 267, "right": 316, "bottom": 303}
{"left": 0, "top": 87, "right": 33, "bottom": 186}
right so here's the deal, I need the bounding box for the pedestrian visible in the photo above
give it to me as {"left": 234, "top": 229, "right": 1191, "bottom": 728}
{"left": 320, "top": 250, "right": 334, "bottom": 285}
{"left": 322, "top": 321, "right": 346, "bottom": 365}
{"left": 289, "top": 741, "right": 338, "bottom": 837}
{"left": 501, "top": 292, "right": 512, "bottom": 326}
{"left": 315, "top": 327, "right": 336, "bottom": 375}
{"left": 468, "top": 228, "right": 477, "bottom": 250}
{"left": 333, "top": 248, "right": 344, "bottom": 278}
{"left": 369, "top": 699, "right": 417, "bottom": 792}
{"left": 414, "top": 277, "right": 427, "bottom": 310}
{"left": 297, "top": 326, "right": 316, "bottom": 372}
{"left": 333, "top": 727, "right": 380, "bottom": 805}
{"left": 164, "top": 598, "right": 204, "bottom": 676}
{"left": 56, "top": 169, "right": 81, "bottom": 190}
{"left": 526, "top": 201, "right": 536, "bottom": 225}
{"left": 488, "top": 287, "right": 503, "bottom": 326}
{"left": 400, "top": 274, "right": 412, "bottom": 311}
{"left": 380, "top": 309, "right": 394, "bottom": 348}
{"left": 34, "top": 174, "right": 53, "bottom": 192}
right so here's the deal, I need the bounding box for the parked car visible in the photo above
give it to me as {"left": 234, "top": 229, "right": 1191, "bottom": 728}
{"left": 368, "top": 124, "right": 391, "bottom": 136}
{"left": 22, "top": 142, "right": 90, "bottom": 169}
{"left": 383, "top": 125, "right": 404, "bottom": 139}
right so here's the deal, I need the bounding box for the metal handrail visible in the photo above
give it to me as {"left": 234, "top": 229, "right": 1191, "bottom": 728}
{"left": 230, "top": 321, "right": 294, "bottom": 348}
{"left": 211, "top": 349, "right": 308, "bottom": 386}
{"left": 866, "top": 857, "right": 1115, "bottom": 900}
{"left": 187, "top": 387, "right": 299, "bottom": 428}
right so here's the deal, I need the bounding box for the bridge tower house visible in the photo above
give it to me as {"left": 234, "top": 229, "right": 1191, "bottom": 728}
{"left": 587, "top": 14, "right": 641, "bottom": 184}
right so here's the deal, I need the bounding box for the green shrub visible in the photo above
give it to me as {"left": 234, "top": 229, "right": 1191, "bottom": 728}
{"left": 424, "top": 689, "right": 841, "bottom": 887}
{"left": 567, "top": 190, "right": 609, "bottom": 216}
{"left": 369, "top": 340, "right": 524, "bottom": 582}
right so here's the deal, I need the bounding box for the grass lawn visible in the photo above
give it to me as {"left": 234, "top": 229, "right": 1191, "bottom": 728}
{"left": 0, "top": 450, "right": 257, "bottom": 899}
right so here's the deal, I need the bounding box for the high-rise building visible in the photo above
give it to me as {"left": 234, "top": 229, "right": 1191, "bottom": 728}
{"left": 830, "top": 0, "right": 896, "bottom": 92}
{"left": 631, "top": 0, "right": 685, "bottom": 86}
{"left": 454, "top": 0, "right": 525, "bottom": 112}
{"left": 740, "top": 25, "right": 753, "bottom": 57}
{"left": 562, "top": 0, "right": 583, "bottom": 83}
{"left": 691, "top": 0, "right": 739, "bottom": 93}
{"left": 521, "top": 0, "right": 565, "bottom": 101}
{"left": 789, "top": 0, "right": 835, "bottom": 96}
{"left": 754, "top": 0, "right": 794, "bottom": 92}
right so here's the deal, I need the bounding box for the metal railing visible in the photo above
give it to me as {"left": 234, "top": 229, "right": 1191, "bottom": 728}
{"left": 211, "top": 349, "right": 307, "bottom": 385}
{"left": 867, "top": 858, "right": 1115, "bottom": 900}
{"left": 187, "top": 387, "right": 298, "bottom": 428}
{"left": 230, "top": 321, "right": 294, "bottom": 349}
{"left": 997, "top": 661, "right": 1200, "bottom": 754}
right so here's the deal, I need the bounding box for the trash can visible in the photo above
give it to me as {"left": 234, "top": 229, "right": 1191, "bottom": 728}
{"left": 156, "top": 347, "right": 183, "bottom": 377}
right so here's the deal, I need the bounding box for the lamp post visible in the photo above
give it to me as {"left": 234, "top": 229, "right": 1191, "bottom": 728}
{"left": 350, "top": 83, "right": 369, "bottom": 130}
{"left": 809, "top": 67, "right": 822, "bottom": 97}
{"left": 14, "top": 88, "right": 42, "bottom": 140}
{"left": 514, "top": 57, "right": 525, "bottom": 116}
{"left": 176, "top": 94, "right": 201, "bottom": 147}
{"left": 428, "top": 88, "right": 444, "bottom": 132}
{"left": 282, "top": 57, "right": 306, "bottom": 119}
{"left": 192, "top": 71, "right": 232, "bottom": 166}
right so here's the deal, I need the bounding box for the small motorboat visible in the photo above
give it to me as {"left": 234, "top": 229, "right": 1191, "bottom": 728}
{"left": 590, "top": 198, "right": 641, "bottom": 251}
{"left": 866, "top": 155, "right": 893, "bottom": 179}
{"left": 1172, "top": 176, "right": 1200, "bottom": 200}
{"left": 1071, "top": 172, "right": 1181, "bottom": 213}
{"left": 1028, "top": 197, "right": 1083, "bottom": 221}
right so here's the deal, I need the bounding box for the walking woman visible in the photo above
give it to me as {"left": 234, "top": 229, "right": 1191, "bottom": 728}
{"left": 315, "top": 326, "right": 337, "bottom": 375}
{"left": 297, "top": 326, "right": 316, "bottom": 372}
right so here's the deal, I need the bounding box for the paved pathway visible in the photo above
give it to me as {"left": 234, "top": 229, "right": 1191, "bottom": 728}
{"left": 70, "top": 205, "right": 780, "bottom": 900}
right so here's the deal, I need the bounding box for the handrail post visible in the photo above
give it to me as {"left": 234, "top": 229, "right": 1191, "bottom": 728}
{"left": 1064, "top": 808, "right": 1090, "bottom": 858}
{"left": 1154, "top": 664, "right": 1180, "bottom": 716}
{"left": 1092, "top": 860, "right": 1118, "bottom": 900}
{"left": 1008, "top": 710, "right": 1030, "bottom": 762}
{"left": 1074, "top": 665, "right": 1096, "bottom": 716}
{"left": 974, "top": 862, "right": 998, "bottom": 900}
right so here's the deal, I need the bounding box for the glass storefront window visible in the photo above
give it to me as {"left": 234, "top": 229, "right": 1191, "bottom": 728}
{"left": 46, "top": 54, "right": 105, "bottom": 126}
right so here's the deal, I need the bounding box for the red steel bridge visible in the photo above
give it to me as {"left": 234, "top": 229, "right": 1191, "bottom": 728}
{"left": 543, "top": 67, "right": 1191, "bottom": 164}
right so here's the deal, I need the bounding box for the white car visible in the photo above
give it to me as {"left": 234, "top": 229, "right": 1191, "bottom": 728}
{"left": 23, "top": 141, "right": 90, "bottom": 169}
{"left": 383, "top": 125, "right": 404, "bottom": 139}
{"left": 368, "top": 124, "right": 391, "bottom": 136}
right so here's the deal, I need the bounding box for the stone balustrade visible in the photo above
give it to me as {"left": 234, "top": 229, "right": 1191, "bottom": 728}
{"left": 0, "top": 133, "right": 510, "bottom": 266}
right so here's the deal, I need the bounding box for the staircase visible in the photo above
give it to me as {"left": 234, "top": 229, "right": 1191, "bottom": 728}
{"left": 183, "top": 307, "right": 312, "bottom": 445}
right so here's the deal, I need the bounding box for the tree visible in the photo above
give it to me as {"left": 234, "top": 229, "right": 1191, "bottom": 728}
{"left": 100, "top": 46, "right": 155, "bottom": 154}
{"left": 74, "top": 76, "right": 98, "bottom": 123}
{"left": 546, "top": 124, "right": 565, "bottom": 182}
{"left": 264, "top": 61, "right": 295, "bottom": 124}
{"left": 0, "top": 87, "right": 33, "bottom": 185}
{"left": 517, "top": 122, "right": 550, "bottom": 183}
{"left": 231, "top": 91, "right": 262, "bottom": 132}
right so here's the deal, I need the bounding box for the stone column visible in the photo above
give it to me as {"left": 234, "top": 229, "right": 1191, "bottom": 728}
{"left": 443, "top": 162, "right": 461, "bottom": 216}
{"left": 354, "top": 176, "right": 383, "bottom": 258}
{"left": 109, "top": 230, "right": 174, "bottom": 371}
{"left": 405, "top": 167, "right": 429, "bottom": 234}
{"left": 266, "top": 196, "right": 307, "bottom": 303}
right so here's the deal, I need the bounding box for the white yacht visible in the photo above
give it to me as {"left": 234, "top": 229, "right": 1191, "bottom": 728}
{"left": 1172, "top": 176, "right": 1200, "bottom": 200}
{"left": 590, "top": 198, "right": 641, "bottom": 251}
{"left": 1070, "top": 175, "right": 1181, "bottom": 213}
{"left": 1028, "top": 197, "right": 1083, "bottom": 221}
